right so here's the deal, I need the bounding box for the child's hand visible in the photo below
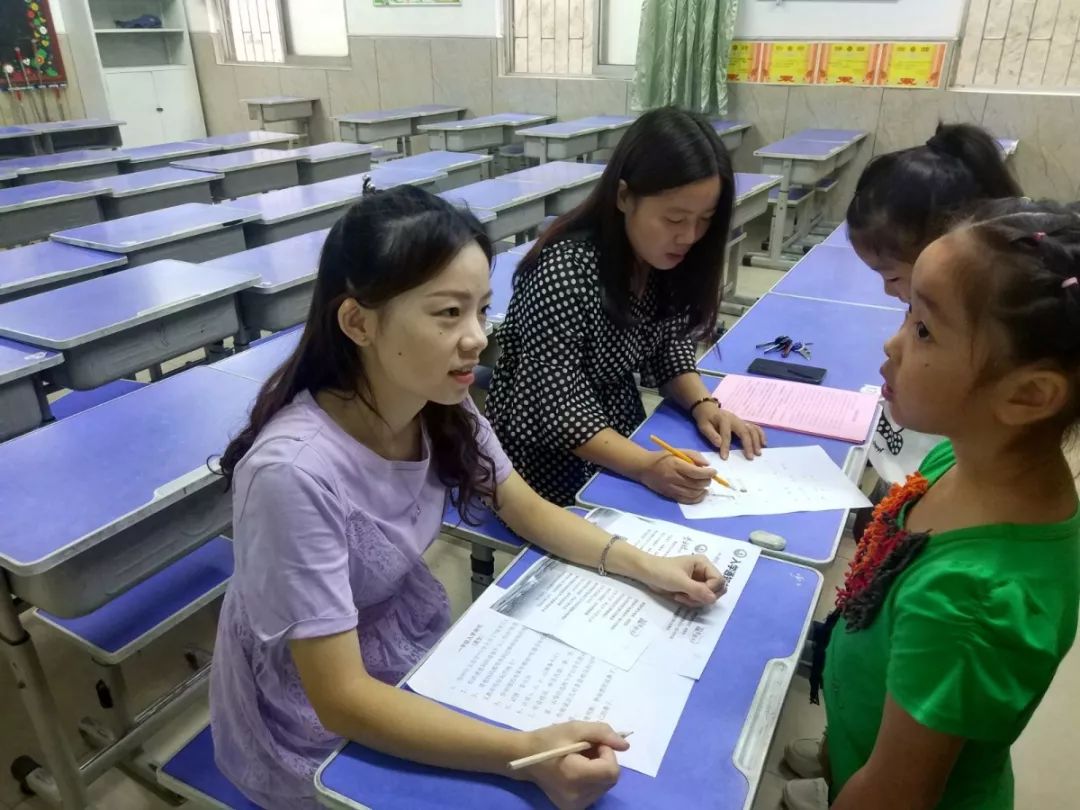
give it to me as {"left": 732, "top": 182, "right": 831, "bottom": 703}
{"left": 638, "top": 554, "right": 726, "bottom": 608}
{"left": 694, "top": 406, "right": 766, "bottom": 460}
{"left": 519, "top": 721, "right": 627, "bottom": 809}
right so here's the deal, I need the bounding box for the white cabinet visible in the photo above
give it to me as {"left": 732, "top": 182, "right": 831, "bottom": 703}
{"left": 62, "top": 0, "right": 206, "bottom": 148}
{"left": 152, "top": 69, "right": 204, "bottom": 141}
{"left": 104, "top": 68, "right": 205, "bottom": 147}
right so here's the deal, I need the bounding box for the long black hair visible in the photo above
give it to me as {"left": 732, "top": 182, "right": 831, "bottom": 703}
{"left": 518, "top": 106, "right": 735, "bottom": 336}
{"left": 847, "top": 122, "right": 1022, "bottom": 263}
{"left": 218, "top": 185, "right": 498, "bottom": 523}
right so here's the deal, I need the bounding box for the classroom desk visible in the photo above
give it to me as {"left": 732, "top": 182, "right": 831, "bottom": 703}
{"left": 771, "top": 244, "right": 904, "bottom": 310}
{"left": 316, "top": 165, "right": 448, "bottom": 198}
{"left": 229, "top": 184, "right": 357, "bottom": 246}
{"left": 243, "top": 95, "right": 317, "bottom": 140}
{"left": 0, "top": 260, "right": 258, "bottom": 390}
{"left": 192, "top": 130, "right": 299, "bottom": 152}
{"left": 202, "top": 229, "right": 327, "bottom": 332}
{"left": 0, "top": 148, "right": 130, "bottom": 184}
{"left": 209, "top": 324, "right": 302, "bottom": 382}
{"left": 32, "top": 118, "right": 124, "bottom": 152}
{"left": 336, "top": 104, "right": 468, "bottom": 153}
{"left": 116, "top": 140, "right": 222, "bottom": 171}
{"left": 577, "top": 400, "right": 867, "bottom": 568}
{"left": 712, "top": 119, "right": 752, "bottom": 152}
{"left": 0, "top": 336, "right": 61, "bottom": 441}
{"left": 0, "top": 180, "right": 108, "bottom": 247}
{"left": 385, "top": 150, "right": 493, "bottom": 190}
{"left": 419, "top": 112, "right": 555, "bottom": 152}
{"left": 171, "top": 148, "right": 302, "bottom": 199}
{"left": 316, "top": 540, "right": 822, "bottom": 810}
{"left": 287, "top": 142, "right": 375, "bottom": 184}
{"left": 518, "top": 115, "right": 635, "bottom": 163}
{"left": 822, "top": 222, "right": 849, "bottom": 247}
{"left": 753, "top": 134, "right": 865, "bottom": 269}
{"left": 80, "top": 167, "right": 220, "bottom": 218}
{"left": 732, "top": 172, "right": 782, "bottom": 230}
{"left": 0, "top": 241, "right": 126, "bottom": 303}
{"left": 697, "top": 292, "right": 904, "bottom": 392}
{"left": 51, "top": 202, "right": 258, "bottom": 266}
{"left": 439, "top": 178, "right": 548, "bottom": 242}
{"left": 501, "top": 160, "right": 604, "bottom": 215}
{"left": 0, "top": 125, "right": 40, "bottom": 158}
{"left": 0, "top": 364, "right": 262, "bottom": 808}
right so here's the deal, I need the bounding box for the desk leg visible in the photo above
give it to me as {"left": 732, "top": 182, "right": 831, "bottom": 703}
{"left": 748, "top": 158, "right": 798, "bottom": 272}
{"left": 469, "top": 544, "right": 495, "bottom": 602}
{"left": 0, "top": 578, "right": 90, "bottom": 808}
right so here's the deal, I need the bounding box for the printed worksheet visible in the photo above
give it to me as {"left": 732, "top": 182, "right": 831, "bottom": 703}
{"left": 678, "top": 446, "right": 871, "bottom": 520}
{"left": 407, "top": 586, "right": 693, "bottom": 777}
{"left": 491, "top": 556, "right": 666, "bottom": 670}
{"left": 587, "top": 510, "right": 761, "bottom": 679}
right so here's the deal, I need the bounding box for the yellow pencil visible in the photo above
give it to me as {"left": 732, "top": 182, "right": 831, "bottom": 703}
{"left": 649, "top": 434, "right": 734, "bottom": 490}
{"left": 508, "top": 732, "right": 634, "bottom": 771}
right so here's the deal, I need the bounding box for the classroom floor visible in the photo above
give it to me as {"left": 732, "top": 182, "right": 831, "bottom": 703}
{"left": 2, "top": 262, "right": 1078, "bottom": 809}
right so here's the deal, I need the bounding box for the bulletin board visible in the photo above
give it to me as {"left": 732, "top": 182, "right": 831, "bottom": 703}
{"left": 0, "top": 0, "right": 66, "bottom": 89}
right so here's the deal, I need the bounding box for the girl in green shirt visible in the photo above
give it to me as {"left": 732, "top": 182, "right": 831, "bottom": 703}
{"left": 784, "top": 198, "right": 1080, "bottom": 810}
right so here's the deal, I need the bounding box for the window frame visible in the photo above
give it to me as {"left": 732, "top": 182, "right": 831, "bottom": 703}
{"left": 592, "top": 0, "right": 635, "bottom": 79}
{"left": 215, "top": 0, "right": 349, "bottom": 69}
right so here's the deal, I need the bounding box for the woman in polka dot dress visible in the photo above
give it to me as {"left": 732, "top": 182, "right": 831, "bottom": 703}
{"left": 487, "top": 107, "right": 765, "bottom": 507}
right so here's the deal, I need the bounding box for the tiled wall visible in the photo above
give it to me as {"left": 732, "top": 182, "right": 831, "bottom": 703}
{"left": 189, "top": 33, "right": 1080, "bottom": 206}
{"left": 955, "top": 0, "right": 1080, "bottom": 88}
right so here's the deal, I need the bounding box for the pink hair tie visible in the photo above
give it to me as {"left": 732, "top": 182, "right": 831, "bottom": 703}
{"left": 1034, "top": 231, "right": 1047, "bottom": 241}
{"left": 1062, "top": 277, "right": 1079, "bottom": 289}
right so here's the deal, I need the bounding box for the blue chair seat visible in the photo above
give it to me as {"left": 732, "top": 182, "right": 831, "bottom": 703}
{"left": 34, "top": 537, "right": 233, "bottom": 665}
{"left": 158, "top": 725, "right": 262, "bottom": 809}
{"left": 768, "top": 186, "right": 815, "bottom": 205}
{"left": 50, "top": 379, "right": 145, "bottom": 421}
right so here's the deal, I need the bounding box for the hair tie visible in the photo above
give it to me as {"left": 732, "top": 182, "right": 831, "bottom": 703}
{"left": 1035, "top": 231, "right": 1047, "bottom": 241}
{"left": 1062, "top": 277, "right": 1078, "bottom": 289}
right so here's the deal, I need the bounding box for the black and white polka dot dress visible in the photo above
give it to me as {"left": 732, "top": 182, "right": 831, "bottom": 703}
{"left": 487, "top": 237, "right": 698, "bottom": 506}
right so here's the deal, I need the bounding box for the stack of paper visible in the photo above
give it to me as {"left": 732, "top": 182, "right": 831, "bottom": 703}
{"left": 678, "top": 446, "right": 872, "bottom": 520}
{"left": 407, "top": 511, "right": 761, "bottom": 777}
{"left": 713, "top": 374, "right": 878, "bottom": 443}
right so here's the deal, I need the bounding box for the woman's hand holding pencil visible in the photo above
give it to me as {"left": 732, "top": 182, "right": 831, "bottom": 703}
{"left": 636, "top": 435, "right": 730, "bottom": 505}
{"left": 510, "top": 722, "right": 629, "bottom": 809}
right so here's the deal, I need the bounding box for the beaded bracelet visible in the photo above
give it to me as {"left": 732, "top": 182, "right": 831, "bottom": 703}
{"left": 689, "top": 396, "right": 721, "bottom": 415}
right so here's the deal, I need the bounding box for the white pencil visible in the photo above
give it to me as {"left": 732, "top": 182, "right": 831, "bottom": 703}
{"left": 508, "top": 731, "right": 633, "bottom": 771}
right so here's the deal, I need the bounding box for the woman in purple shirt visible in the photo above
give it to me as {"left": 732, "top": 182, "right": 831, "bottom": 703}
{"left": 210, "top": 186, "right": 726, "bottom": 809}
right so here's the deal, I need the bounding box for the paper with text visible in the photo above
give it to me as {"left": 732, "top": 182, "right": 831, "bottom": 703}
{"left": 678, "top": 446, "right": 872, "bottom": 520}
{"left": 714, "top": 374, "right": 878, "bottom": 443}
{"left": 491, "top": 556, "right": 665, "bottom": 671}
{"left": 588, "top": 509, "right": 761, "bottom": 679}
{"left": 407, "top": 586, "right": 692, "bottom": 777}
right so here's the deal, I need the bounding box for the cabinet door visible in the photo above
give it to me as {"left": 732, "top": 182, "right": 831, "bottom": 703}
{"left": 105, "top": 71, "right": 164, "bottom": 147}
{"left": 152, "top": 69, "right": 207, "bottom": 142}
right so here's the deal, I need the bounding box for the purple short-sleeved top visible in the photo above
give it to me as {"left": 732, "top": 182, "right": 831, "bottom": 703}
{"left": 210, "top": 390, "right": 512, "bottom": 808}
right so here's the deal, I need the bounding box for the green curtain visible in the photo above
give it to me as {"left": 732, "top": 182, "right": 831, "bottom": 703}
{"left": 631, "top": 0, "right": 741, "bottom": 116}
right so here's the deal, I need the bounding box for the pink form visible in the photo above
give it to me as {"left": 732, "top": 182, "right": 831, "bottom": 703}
{"left": 712, "top": 374, "right": 878, "bottom": 443}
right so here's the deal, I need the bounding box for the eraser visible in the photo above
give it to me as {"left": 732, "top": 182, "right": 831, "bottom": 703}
{"left": 749, "top": 530, "right": 787, "bottom": 551}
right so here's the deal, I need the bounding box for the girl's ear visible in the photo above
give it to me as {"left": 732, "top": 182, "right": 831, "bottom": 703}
{"left": 994, "top": 366, "right": 1072, "bottom": 428}
{"left": 615, "top": 180, "right": 634, "bottom": 215}
{"left": 337, "top": 298, "right": 376, "bottom": 348}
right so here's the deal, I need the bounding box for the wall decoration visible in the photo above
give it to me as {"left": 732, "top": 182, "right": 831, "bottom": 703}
{"left": 875, "top": 42, "right": 947, "bottom": 87}
{"left": 726, "top": 39, "right": 948, "bottom": 89}
{"left": 0, "top": 0, "right": 65, "bottom": 88}
{"left": 759, "top": 42, "right": 819, "bottom": 85}
{"left": 817, "top": 42, "right": 879, "bottom": 86}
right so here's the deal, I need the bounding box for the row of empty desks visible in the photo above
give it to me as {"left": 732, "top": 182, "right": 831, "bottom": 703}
{"left": 336, "top": 104, "right": 468, "bottom": 153}
{"left": 419, "top": 112, "right": 554, "bottom": 152}
{"left": 0, "top": 118, "right": 124, "bottom": 158}
{"left": 0, "top": 259, "right": 259, "bottom": 390}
